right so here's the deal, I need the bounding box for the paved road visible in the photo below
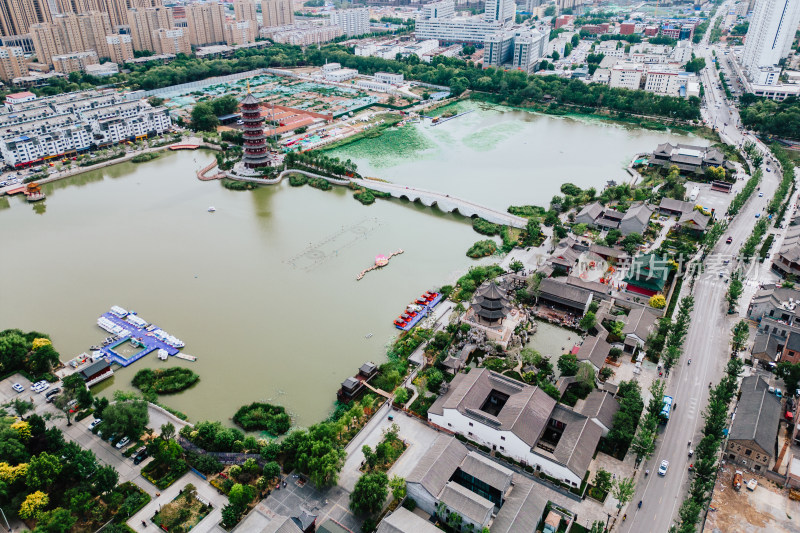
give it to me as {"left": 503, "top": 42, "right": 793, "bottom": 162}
{"left": 621, "top": 3, "right": 785, "bottom": 530}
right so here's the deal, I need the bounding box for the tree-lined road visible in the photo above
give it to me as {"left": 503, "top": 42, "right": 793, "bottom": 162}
{"left": 621, "top": 1, "right": 783, "bottom": 530}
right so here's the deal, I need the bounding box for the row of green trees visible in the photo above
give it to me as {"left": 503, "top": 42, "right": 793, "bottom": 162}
{"left": 661, "top": 295, "right": 695, "bottom": 371}
{"left": 767, "top": 144, "right": 797, "bottom": 215}
{"left": 670, "top": 357, "right": 743, "bottom": 532}
{"left": 630, "top": 379, "right": 667, "bottom": 464}
{"left": 284, "top": 149, "right": 358, "bottom": 178}
{"left": 726, "top": 168, "right": 761, "bottom": 216}
{"left": 605, "top": 380, "right": 645, "bottom": 455}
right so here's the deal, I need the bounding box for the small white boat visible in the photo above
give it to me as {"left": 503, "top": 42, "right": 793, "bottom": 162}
{"left": 157, "top": 349, "right": 169, "bottom": 361}
{"left": 208, "top": 206, "right": 216, "bottom": 212}
{"left": 175, "top": 352, "right": 196, "bottom": 362}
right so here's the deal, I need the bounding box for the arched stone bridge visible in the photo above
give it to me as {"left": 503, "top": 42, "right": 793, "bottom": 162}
{"left": 351, "top": 178, "right": 528, "bottom": 229}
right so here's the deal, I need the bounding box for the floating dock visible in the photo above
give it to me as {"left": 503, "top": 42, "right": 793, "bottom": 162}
{"left": 96, "top": 309, "right": 184, "bottom": 367}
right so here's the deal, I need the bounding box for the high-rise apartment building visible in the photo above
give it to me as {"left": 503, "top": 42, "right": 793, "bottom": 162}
{"left": 154, "top": 27, "right": 190, "bottom": 55}
{"left": 128, "top": 6, "right": 174, "bottom": 52}
{"left": 329, "top": 8, "right": 370, "bottom": 37}
{"left": 30, "top": 23, "right": 67, "bottom": 66}
{"left": 185, "top": 2, "right": 226, "bottom": 46}
{"left": 261, "top": 0, "right": 294, "bottom": 28}
{"left": 77, "top": 11, "right": 113, "bottom": 59}
{"left": 0, "top": 0, "right": 53, "bottom": 37}
{"left": 0, "top": 46, "right": 26, "bottom": 82}
{"left": 742, "top": 0, "right": 800, "bottom": 85}
{"left": 106, "top": 34, "right": 134, "bottom": 64}
{"left": 225, "top": 20, "right": 255, "bottom": 45}
{"left": 234, "top": 0, "right": 259, "bottom": 25}
{"left": 484, "top": 0, "right": 515, "bottom": 25}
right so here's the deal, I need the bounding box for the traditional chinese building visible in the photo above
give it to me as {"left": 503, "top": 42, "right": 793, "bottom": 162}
{"left": 240, "top": 90, "right": 270, "bottom": 168}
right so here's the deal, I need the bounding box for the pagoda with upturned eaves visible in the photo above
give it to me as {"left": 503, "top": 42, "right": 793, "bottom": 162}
{"left": 240, "top": 88, "right": 270, "bottom": 169}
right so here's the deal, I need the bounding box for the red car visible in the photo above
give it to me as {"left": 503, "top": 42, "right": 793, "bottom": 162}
{"left": 726, "top": 237, "right": 733, "bottom": 244}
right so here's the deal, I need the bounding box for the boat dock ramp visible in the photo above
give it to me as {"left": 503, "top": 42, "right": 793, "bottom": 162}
{"left": 430, "top": 110, "right": 474, "bottom": 127}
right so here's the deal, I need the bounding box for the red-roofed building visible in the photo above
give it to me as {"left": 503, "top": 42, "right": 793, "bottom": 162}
{"left": 620, "top": 22, "right": 636, "bottom": 35}
{"left": 555, "top": 15, "right": 574, "bottom": 29}
{"left": 5, "top": 91, "right": 36, "bottom": 110}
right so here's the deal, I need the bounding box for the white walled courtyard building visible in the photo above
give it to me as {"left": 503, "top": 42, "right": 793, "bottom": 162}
{"left": 427, "top": 368, "right": 618, "bottom": 487}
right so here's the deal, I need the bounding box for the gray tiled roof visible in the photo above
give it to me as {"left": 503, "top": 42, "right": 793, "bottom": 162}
{"left": 577, "top": 390, "right": 620, "bottom": 430}
{"left": 550, "top": 405, "right": 604, "bottom": 476}
{"left": 678, "top": 210, "right": 710, "bottom": 231}
{"left": 438, "top": 482, "right": 494, "bottom": 525}
{"left": 576, "top": 202, "right": 604, "bottom": 222}
{"left": 376, "top": 508, "right": 441, "bottom": 533}
{"left": 621, "top": 307, "right": 658, "bottom": 341}
{"left": 751, "top": 332, "right": 780, "bottom": 362}
{"left": 729, "top": 375, "right": 781, "bottom": 458}
{"left": 576, "top": 335, "right": 610, "bottom": 369}
{"left": 459, "top": 452, "right": 513, "bottom": 493}
{"left": 539, "top": 278, "right": 593, "bottom": 307}
{"left": 262, "top": 515, "right": 305, "bottom": 533}
{"left": 787, "top": 331, "right": 800, "bottom": 352}
{"left": 428, "top": 368, "right": 556, "bottom": 448}
{"left": 658, "top": 198, "right": 694, "bottom": 214}
{"left": 406, "top": 435, "right": 468, "bottom": 497}
{"left": 621, "top": 203, "right": 654, "bottom": 226}
{"left": 589, "top": 243, "right": 626, "bottom": 258}
{"left": 491, "top": 474, "right": 547, "bottom": 533}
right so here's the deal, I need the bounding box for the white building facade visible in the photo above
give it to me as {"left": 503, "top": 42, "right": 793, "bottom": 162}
{"left": 329, "top": 8, "right": 370, "bottom": 37}
{"left": 742, "top": 0, "right": 800, "bottom": 85}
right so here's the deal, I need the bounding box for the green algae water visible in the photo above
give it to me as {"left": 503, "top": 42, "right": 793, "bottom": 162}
{"left": 327, "top": 100, "right": 710, "bottom": 211}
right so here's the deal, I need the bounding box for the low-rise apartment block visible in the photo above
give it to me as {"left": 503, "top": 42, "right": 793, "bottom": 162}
{"left": 260, "top": 23, "right": 343, "bottom": 46}
{"left": 0, "top": 89, "right": 171, "bottom": 168}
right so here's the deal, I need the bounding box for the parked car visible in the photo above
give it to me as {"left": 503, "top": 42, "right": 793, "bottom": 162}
{"left": 658, "top": 460, "right": 670, "bottom": 476}
{"left": 11, "top": 383, "right": 24, "bottom": 393}
{"left": 45, "top": 388, "right": 61, "bottom": 401}
{"left": 35, "top": 382, "right": 50, "bottom": 393}
{"left": 88, "top": 419, "right": 102, "bottom": 431}
{"left": 31, "top": 380, "right": 46, "bottom": 390}
{"left": 115, "top": 436, "right": 130, "bottom": 449}
{"left": 133, "top": 448, "right": 149, "bottom": 465}
{"left": 775, "top": 388, "right": 783, "bottom": 398}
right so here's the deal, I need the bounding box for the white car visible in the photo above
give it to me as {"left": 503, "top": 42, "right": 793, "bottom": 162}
{"left": 658, "top": 460, "right": 670, "bottom": 476}
{"left": 36, "top": 382, "right": 50, "bottom": 393}
{"left": 31, "top": 380, "right": 46, "bottom": 390}
{"left": 88, "top": 419, "right": 102, "bottom": 431}
{"left": 12, "top": 383, "right": 24, "bottom": 393}
{"left": 115, "top": 436, "right": 130, "bottom": 449}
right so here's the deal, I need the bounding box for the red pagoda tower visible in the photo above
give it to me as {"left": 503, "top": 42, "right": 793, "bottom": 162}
{"left": 240, "top": 87, "right": 270, "bottom": 169}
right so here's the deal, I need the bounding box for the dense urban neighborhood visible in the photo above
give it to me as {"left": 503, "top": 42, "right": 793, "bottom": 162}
{"left": 1, "top": 0, "right": 800, "bottom": 532}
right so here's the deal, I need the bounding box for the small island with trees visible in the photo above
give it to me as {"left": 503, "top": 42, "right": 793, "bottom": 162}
{"left": 132, "top": 367, "right": 200, "bottom": 395}
{"left": 232, "top": 401, "right": 292, "bottom": 435}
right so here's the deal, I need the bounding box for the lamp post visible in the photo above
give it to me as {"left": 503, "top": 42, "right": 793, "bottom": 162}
{"left": 0, "top": 507, "right": 11, "bottom": 532}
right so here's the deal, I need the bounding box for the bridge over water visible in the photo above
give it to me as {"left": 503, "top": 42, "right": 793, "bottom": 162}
{"left": 350, "top": 178, "right": 528, "bottom": 229}
{"left": 211, "top": 165, "right": 528, "bottom": 229}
